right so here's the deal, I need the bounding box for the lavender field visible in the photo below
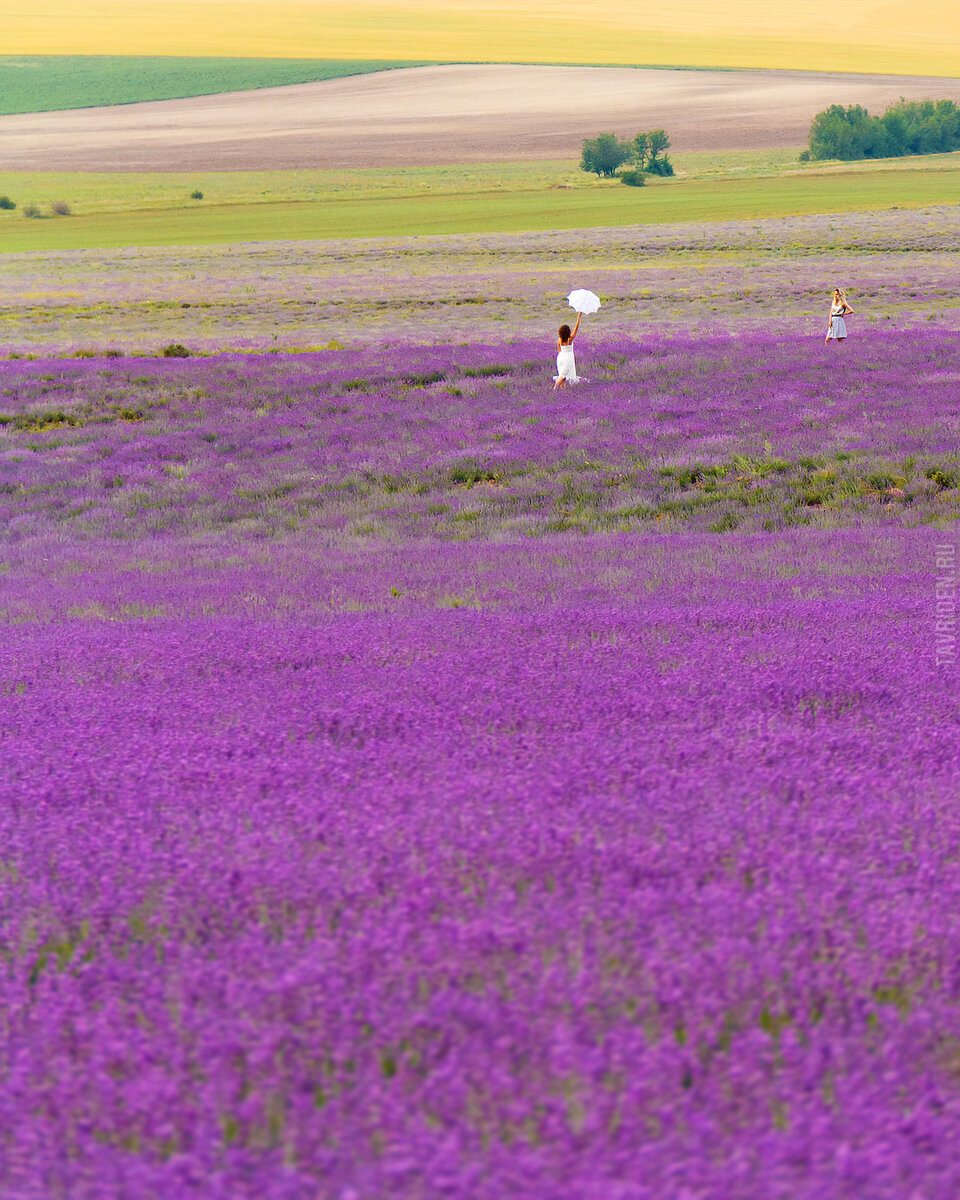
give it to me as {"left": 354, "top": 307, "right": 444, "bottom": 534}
{"left": 2, "top": 205, "right": 960, "bottom": 354}
{"left": 2, "top": 332, "right": 959, "bottom": 560}
{"left": 3, "top": 243, "right": 960, "bottom": 1196}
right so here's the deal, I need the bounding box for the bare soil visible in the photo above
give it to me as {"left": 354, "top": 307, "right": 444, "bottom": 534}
{"left": 3, "top": 64, "right": 960, "bottom": 171}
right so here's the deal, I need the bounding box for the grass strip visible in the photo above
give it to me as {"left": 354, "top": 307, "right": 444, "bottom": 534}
{"left": 1, "top": 164, "right": 958, "bottom": 251}
{"left": 0, "top": 56, "right": 430, "bottom": 116}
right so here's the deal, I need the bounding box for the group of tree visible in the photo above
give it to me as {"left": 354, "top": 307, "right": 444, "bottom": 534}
{"left": 579, "top": 130, "right": 674, "bottom": 185}
{"left": 804, "top": 97, "right": 960, "bottom": 162}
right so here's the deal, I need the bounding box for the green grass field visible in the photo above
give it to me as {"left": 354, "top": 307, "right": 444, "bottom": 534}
{"left": 1, "top": 153, "right": 958, "bottom": 251}
{"left": 0, "top": 56, "right": 429, "bottom": 116}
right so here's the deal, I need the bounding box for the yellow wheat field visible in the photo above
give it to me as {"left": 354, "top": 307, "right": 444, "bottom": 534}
{"left": 3, "top": 1, "right": 959, "bottom": 76}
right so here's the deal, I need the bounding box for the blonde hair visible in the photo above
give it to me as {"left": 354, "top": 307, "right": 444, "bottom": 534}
{"left": 834, "top": 288, "right": 847, "bottom": 303}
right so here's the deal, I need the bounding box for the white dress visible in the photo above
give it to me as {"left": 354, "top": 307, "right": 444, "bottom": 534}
{"left": 555, "top": 342, "right": 579, "bottom": 383}
{"left": 827, "top": 304, "right": 848, "bottom": 339}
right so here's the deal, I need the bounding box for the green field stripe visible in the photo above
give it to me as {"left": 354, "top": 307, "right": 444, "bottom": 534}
{"left": 0, "top": 56, "right": 432, "bottom": 116}
{"left": 1, "top": 169, "right": 958, "bottom": 252}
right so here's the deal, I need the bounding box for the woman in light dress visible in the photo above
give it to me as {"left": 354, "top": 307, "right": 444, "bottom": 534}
{"left": 554, "top": 313, "right": 581, "bottom": 390}
{"left": 825, "top": 288, "right": 855, "bottom": 344}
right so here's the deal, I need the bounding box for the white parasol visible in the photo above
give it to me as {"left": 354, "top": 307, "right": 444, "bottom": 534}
{"left": 567, "top": 289, "right": 601, "bottom": 315}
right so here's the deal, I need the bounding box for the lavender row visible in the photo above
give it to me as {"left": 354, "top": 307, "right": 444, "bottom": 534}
{"left": 2, "top": 206, "right": 959, "bottom": 352}
{"left": 3, "top": 538, "right": 960, "bottom": 1197}
{"left": 2, "top": 333, "right": 959, "bottom": 545}
{"left": 0, "top": 523, "right": 934, "bottom": 627}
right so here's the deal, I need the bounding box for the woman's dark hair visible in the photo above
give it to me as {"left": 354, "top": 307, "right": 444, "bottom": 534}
{"left": 558, "top": 324, "right": 572, "bottom": 341}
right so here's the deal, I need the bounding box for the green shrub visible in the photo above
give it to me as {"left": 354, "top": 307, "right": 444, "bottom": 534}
{"left": 673, "top": 465, "right": 705, "bottom": 487}
{"left": 190, "top": 189, "right": 204, "bottom": 200}
{"left": 403, "top": 370, "right": 445, "bottom": 387}
{"left": 867, "top": 471, "right": 895, "bottom": 490}
{"left": 160, "top": 343, "right": 191, "bottom": 358}
{"left": 925, "top": 466, "right": 958, "bottom": 491}
{"left": 22, "top": 204, "right": 41, "bottom": 219}
{"left": 619, "top": 169, "right": 646, "bottom": 187}
{"left": 463, "top": 364, "right": 510, "bottom": 377}
{"left": 449, "top": 460, "right": 501, "bottom": 485}
{"left": 0, "top": 196, "right": 15, "bottom": 210}
{"left": 709, "top": 511, "right": 740, "bottom": 533}
{"left": 645, "top": 155, "right": 675, "bottom": 176}
{"left": 13, "top": 409, "right": 81, "bottom": 430}
{"left": 781, "top": 508, "right": 812, "bottom": 527}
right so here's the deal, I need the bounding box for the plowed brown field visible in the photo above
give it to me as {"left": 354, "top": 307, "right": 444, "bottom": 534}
{"left": 4, "top": 64, "right": 960, "bottom": 171}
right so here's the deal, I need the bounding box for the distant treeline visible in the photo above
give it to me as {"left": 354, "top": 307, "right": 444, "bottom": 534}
{"left": 805, "top": 98, "right": 960, "bottom": 161}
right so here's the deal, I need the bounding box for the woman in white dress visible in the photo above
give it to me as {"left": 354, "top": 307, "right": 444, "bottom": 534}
{"left": 825, "top": 288, "right": 855, "bottom": 344}
{"left": 553, "top": 312, "right": 581, "bottom": 390}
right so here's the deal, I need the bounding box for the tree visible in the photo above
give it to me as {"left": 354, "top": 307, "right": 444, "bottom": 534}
{"left": 647, "top": 129, "right": 671, "bottom": 162}
{"left": 935, "top": 99, "right": 960, "bottom": 146}
{"left": 808, "top": 104, "right": 864, "bottom": 159}
{"left": 631, "top": 129, "right": 674, "bottom": 175}
{"left": 580, "top": 133, "right": 634, "bottom": 178}
{"left": 808, "top": 96, "right": 960, "bottom": 161}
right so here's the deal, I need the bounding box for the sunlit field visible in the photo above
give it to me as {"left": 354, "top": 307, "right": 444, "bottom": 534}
{"left": 2, "top": 205, "right": 958, "bottom": 354}
{"left": 2, "top": 0, "right": 959, "bottom": 75}
{"left": 2, "top": 152, "right": 960, "bottom": 251}
{"left": 5, "top": 326, "right": 960, "bottom": 1195}
{"left": 5, "top": 1, "right": 960, "bottom": 1177}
